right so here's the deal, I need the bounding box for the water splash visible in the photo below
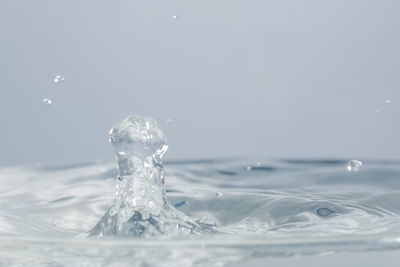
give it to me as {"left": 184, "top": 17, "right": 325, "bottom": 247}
{"left": 89, "top": 115, "right": 214, "bottom": 237}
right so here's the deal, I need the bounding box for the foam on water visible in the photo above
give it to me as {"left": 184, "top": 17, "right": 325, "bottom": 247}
{"left": 0, "top": 115, "right": 400, "bottom": 266}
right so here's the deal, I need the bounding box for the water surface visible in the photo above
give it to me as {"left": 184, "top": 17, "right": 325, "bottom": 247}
{"left": 0, "top": 159, "right": 400, "bottom": 266}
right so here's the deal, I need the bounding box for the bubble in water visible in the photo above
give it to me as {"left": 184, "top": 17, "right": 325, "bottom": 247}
{"left": 316, "top": 207, "right": 335, "bottom": 217}
{"left": 172, "top": 14, "right": 179, "bottom": 20}
{"left": 42, "top": 98, "right": 52, "bottom": 107}
{"left": 166, "top": 119, "right": 172, "bottom": 125}
{"left": 54, "top": 75, "right": 65, "bottom": 84}
{"left": 347, "top": 160, "right": 362, "bottom": 172}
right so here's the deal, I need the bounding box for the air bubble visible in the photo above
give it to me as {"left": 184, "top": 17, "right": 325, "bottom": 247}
{"left": 54, "top": 75, "right": 65, "bottom": 84}
{"left": 347, "top": 160, "right": 362, "bottom": 172}
{"left": 42, "top": 98, "right": 52, "bottom": 107}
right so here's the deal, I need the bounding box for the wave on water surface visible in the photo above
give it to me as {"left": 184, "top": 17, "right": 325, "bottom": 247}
{"left": 0, "top": 115, "right": 400, "bottom": 266}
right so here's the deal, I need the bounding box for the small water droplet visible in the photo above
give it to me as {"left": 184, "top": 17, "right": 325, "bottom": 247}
{"left": 245, "top": 165, "right": 252, "bottom": 171}
{"left": 54, "top": 75, "right": 65, "bottom": 84}
{"left": 255, "top": 162, "right": 261, "bottom": 167}
{"left": 347, "top": 160, "right": 362, "bottom": 172}
{"left": 166, "top": 119, "right": 172, "bottom": 125}
{"left": 215, "top": 192, "right": 223, "bottom": 198}
{"left": 199, "top": 216, "right": 217, "bottom": 226}
{"left": 385, "top": 99, "right": 391, "bottom": 104}
{"left": 148, "top": 200, "right": 155, "bottom": 209}
{"left": 172, "top": 14, "right": 179, "bottom": 20}
{"left": 42, "top": 98, "right": 52, "bottom": 107}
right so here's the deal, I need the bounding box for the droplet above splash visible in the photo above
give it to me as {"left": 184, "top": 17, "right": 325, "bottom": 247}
{"left": 347, "top": 160, "right": 362, "bottom": 172}
{"left": 54, "top": 75, "right": 65, "bottom": 84}
{"left": 42, "top": 98, "right": 52, "bottom": 107}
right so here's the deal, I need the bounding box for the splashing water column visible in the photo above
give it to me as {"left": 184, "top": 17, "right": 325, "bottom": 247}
{"left": 89, "top": 115, "right": 213, "bottom": 237}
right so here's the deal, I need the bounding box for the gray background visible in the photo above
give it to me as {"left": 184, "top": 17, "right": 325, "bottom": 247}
{"left": 1, "top": 0, "right": 399, "bottom": 166}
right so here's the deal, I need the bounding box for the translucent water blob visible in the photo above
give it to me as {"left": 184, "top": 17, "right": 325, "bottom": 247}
{"left": 347, "top": 160, "right": 362, "bottom": 172}
{"left": 89, "top": 115, "right": 215, "bottom": 237}
{"left": 54, "top": 75, "right": 65, "bottom": 84}
{"left": 385, "top": 99, "right": 391, "bottom": 103}
{"left": 42, "top": 98, "right": 52, "bottom": 107}
{"left": 166, "top": 118, "right": 172, "bottom": 125}
{"left": 172, "top": 14, "right": 179, "bottom": 20}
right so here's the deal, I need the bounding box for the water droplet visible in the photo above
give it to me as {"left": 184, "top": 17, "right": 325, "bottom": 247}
{"left": 245, "top": 165, "right": 252, "bottom": 171}
{"left": 215, "top": 192, "right": 223, "bottom": 198}
{"left": 347, "top": 160, "right": 362, "bottom": 172}
{"left": 166, "top": 119, "right": 172, "bottom": 125}
{"left": 172, "top": 14, "right": 179, "bottom": 20}
{"left": 385, "top": 99, "right": 391, "bottom": 104}
{"left": 42, "top": 98, "right": 52, "bottom": 107}
{"left": 255, "top": 162, "right": 261, "bottom": 167}
{"left": 199, "top": 216, "right": 217, "bottom": 226}
{"left": 54, "top": 75, "right": 65, "bottom": 84}
{"left": 148, "top": 200, "right": 155, "bottom": 209}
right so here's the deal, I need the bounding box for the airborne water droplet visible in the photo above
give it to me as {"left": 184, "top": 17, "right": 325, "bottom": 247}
{"left": 166, "top": 119, "right": 172, "bottom": 125}
{"left": 54, "top": 75, "right": 65, "bottom": 84}
{"left": 347, "top": 160, "right": 362, "bottom": 172}
{"left": 385, "top": 99, "right": 391, "bottom": 104}
{"left": 42, "top": 98, "right": 52, "bottom": 107}
{"left": 215, "top": 192, "right": 223, "bottom": 198}
{"left": 172, "top": 14, "right": 179, "bottom": 20}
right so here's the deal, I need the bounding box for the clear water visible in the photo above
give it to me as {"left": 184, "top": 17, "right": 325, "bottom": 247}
{"left": 1, "top": 116, "right": 400, "bottom": 266}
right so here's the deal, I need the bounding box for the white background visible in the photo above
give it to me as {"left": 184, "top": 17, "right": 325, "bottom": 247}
{"left": 1, "top": 0, "right": 399, "bottom": 166}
